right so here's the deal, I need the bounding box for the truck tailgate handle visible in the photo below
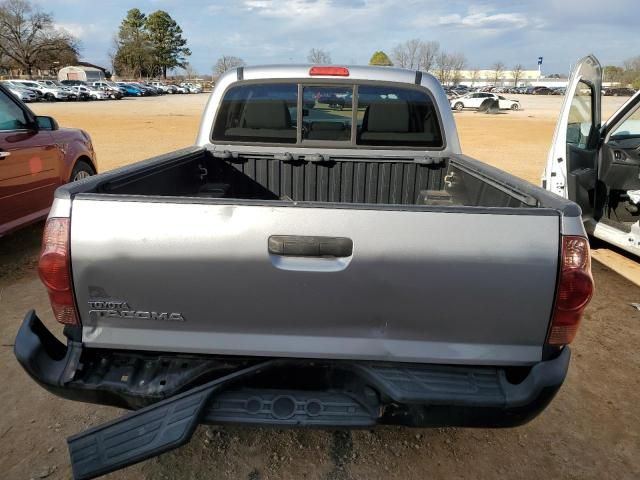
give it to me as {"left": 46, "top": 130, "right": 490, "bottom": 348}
{"left": 268, "top": 235, "right": 353, "bottom": 258}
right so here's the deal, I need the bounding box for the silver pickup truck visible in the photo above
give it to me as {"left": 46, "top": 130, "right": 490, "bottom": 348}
{"left": 15, "top": 64, "right": 594, "bottom": 479}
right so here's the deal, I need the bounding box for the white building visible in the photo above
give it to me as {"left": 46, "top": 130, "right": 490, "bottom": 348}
{"left": 456, "top": 69, "right": 542, "bottom": 87}
{"left": 58, "top": 66, "right": 106, "bottom": 83}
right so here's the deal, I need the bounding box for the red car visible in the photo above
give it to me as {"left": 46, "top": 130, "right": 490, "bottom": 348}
{"left": 0, "top": 83, "right": 97, "bottom": 237}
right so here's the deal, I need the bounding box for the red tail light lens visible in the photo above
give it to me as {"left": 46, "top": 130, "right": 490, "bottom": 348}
{"left": 309, "top": 66, "right": 350, "bottom": 77}
{"left": 38, "top": 218, "right": 79, "bottom": 326}
{"left": 546, "top": 236, "right": 594, "bottom": 345}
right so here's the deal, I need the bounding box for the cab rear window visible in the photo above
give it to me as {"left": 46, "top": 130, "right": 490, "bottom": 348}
{"left": 212, "top": 81, "right": 443, "bottom": 149}
{"left": 212, "top": 83, "right": 298, "bottom": 144}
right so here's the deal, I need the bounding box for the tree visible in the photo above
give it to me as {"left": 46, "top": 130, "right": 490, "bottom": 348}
{"left": 622, "top": 56, "right": 640, "bottom": 89}
{"left": 391, "top": 39, "right": 440, "bottom": 71}
{"left": 448, "top": 52, "right": 466, "bottom": 85}
{"left": 183, "top": 62, "right": 197, "bottom": 79}
{"left": 307, "top": 48, "right": 331, "bottom": 64}
{"left": 434, "top": 52, "right": 451, "bottom": 84}
{"left": 113, "top": 8, "right": 152, "bottom": 78}
{"left": 213, "top": 55, "right": 245, "bottom": 76}
{"left": 145, "top": 10, "right": 190, "bottom": 79}
{"left": 391, "top": 39, "right": 422, "bottom": 69}
{"left": 418, "top": 40, "right": 440, "bottom": 72}
{"left": 470, "top": 69, "right": 480, "bottom": 87}
{"left": 369, "top": 51, "right": 393, "bottom": 66}
{"left": 511, "top": 64, "right": 524, "bottom": 87}
{"left": 0, "top": 0, "right": 80, "bottom": 77}
{"left": 491, "top": 61, "right": 505, "bottom": 84}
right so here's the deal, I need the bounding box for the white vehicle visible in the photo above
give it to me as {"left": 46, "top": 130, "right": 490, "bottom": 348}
{"left": 174, "top": 85, "right": 189, "bottom": 93}
{"left": 1, "top": 82, "right": 37, "bottom": 102}
{"left": 543, "top": 55, "right": 640, "bottom": 257}
{"left": 91, "top": 81, "right": 124, "bottom": 99}
{"left": 71, "top": 85, "right": 110, "bottom": 100}
{"left": 10, "top": 79, "right": 72, "bottom": 101}
{"left": 180, "top": 82, "right": 203, "bottom": 93}
{"left": 150, "top": 81, "right": 172, "bottom": 93}
{"left": 450, "top": 92, "right": 520, "bottom": 111}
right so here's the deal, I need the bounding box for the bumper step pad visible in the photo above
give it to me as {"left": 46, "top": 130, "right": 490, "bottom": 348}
{"left": 204, "top": 388, "right": 378, "bottom": 427}
{"left": 67, "top": 361, "right": 275, "bottom": 480}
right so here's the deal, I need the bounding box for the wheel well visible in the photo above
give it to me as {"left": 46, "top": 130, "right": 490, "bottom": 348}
{"left": 74, "top": 156, "right": 97, "bottom": 174}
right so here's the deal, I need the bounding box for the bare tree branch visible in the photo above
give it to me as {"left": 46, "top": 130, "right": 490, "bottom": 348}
{"left": 307, "top": 48, "right": 331, "bottom": 64}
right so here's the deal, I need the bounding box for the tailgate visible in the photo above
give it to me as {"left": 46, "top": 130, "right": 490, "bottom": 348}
{"left": 71, "top": 198, "right": 559, "bottom": 365}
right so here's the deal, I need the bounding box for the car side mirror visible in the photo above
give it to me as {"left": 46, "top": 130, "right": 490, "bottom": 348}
{"left": 36, "top": 116, "right": 58, "bottom": 131}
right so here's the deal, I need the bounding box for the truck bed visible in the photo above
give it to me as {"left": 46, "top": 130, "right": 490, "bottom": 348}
{"left": 63, "top": 146, "right": 575, "bottom": 212}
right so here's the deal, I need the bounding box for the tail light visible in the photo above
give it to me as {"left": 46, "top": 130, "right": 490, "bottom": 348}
{"left": 309, "top": 66, "right": 350, "bottom": 77}
{"left": 546, "top": 236, "right": 594, "bottom": 345}
{"left": 38, "top": 218, "right": 80, "bottom": 326}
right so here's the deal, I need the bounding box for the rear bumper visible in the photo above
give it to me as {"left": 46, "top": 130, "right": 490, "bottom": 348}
{"left": 15, "top": 310, "right": 571, "bottom": 429}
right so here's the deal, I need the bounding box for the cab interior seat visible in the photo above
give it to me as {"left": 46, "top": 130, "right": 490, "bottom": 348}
{"left": 224, "top": 99, "right": 296, "bottom": 140}
{"left": 306, "top": 121, "right": 350, "bottom": 141}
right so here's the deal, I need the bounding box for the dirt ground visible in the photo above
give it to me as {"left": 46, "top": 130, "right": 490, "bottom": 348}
{"left": 1, "top": 94, "right": 639, "bottom": 480}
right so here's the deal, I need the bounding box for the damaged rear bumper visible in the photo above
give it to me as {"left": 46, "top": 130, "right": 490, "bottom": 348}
{"left": 16, "top": 310, "right": 572, "bottom": 478}
{"left": 15, "top": 310, "right": 571, "bottom": 429}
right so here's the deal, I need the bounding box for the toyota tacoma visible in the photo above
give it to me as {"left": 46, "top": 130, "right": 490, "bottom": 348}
{"left": 15, "top": 64, "right": 593, "bottom": 479}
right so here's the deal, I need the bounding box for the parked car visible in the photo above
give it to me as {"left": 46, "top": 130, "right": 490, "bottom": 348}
{"left": 14, "top": 65, "right": 593, "bottom": 478}
{"left": 451, "top": 92, "right": 521, "bottom": 110}
{"left": 544, "top": 55, "right": 640, "bottom": 258}
{"left": 60, "top": 80, "right": 87, "bottom": 87}
{"left": 8, "top": 80, "right": 73, "bottom": 101}
{"left": 181, "top": 82, "right": 203, "bottom": 93}
{"left": 91, "top": 81, "right": 124, "bottom": 99}
{"left": 3, "top": 80, "right": 43, "bottom": 101}
{"left": 116, "top": 83, "right": 144, "bottom": 97}
{"left": 551, "top": 87, "right": 566, "bottom": 95}
{"left": 0, "top": 82, "right": 38, "bottom": 102}
{"left": 125, "top": 82, "right": 157, "bottom": 96}
{"left": 603, "top": 87, "right": 636, "bottom": 97}
{"left": 0, "top": 83, "right": 97, "bottom": 236}
{"left": 532, "top": 87, "right": 554, "bottom": 95}
{"left": 68, "top": 85, "right": 109, "bottom": 101}
{"left": 149, "top": 81, "right": 173, "bottom": 93}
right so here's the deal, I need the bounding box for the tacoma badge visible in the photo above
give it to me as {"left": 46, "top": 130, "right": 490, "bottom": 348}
{"left": 88, "top": 300, "right": 185, "bottom": 322}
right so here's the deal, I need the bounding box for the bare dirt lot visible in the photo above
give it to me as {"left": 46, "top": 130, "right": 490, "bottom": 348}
{"left": 1, "top": 94, "right": 639, "bottom": 480}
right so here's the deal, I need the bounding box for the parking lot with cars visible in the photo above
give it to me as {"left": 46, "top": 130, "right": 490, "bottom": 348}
{"left": 1, "top": 93, "right": 638, "bottom": 480}
{"left": 0, "top": 78, "right": 205, "bottom": 103}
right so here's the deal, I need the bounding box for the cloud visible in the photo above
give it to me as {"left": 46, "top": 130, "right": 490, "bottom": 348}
{"left": 42, "top": 0, "right": 640, "bottom": 76}
{"left": 413, "top": 8, "right": 544, "bottom": 32}
{"left": 55, "top": 22, "right": 105, "bottom": 39}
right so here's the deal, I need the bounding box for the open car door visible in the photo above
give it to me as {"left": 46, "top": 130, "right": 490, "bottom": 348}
{"left": 592, "top": 89, "right": 640, "bottom": 256}
{"left": 544, "top": 55, "right": 640, "bottom": 257}
{"left": 543, "top": 55, "right": 602, "bottom": 221}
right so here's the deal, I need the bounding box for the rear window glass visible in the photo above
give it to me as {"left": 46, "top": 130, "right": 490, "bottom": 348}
{"left": 212, "top": 83, "right": 298, "bottom": 144}
{"left": 212, "top": 81, "right": 443, "bottom": 148}
{"left": 356, "top": 85, "right": 442, "bottom": 147}
{"left": 302, "top": 86, "right": 353, "bottom": 142}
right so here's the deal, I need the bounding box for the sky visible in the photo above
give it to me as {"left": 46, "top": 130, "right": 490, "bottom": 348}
{"left": 43, "top": 0, "right": 637, "bottom": 76}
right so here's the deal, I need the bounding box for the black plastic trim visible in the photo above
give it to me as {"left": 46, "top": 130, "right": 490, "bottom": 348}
{"left": 14, "top": 311, "right": 572, "bottom": 477}
{"left": 73, "top": 192, "right": 558, "bottom": 216}
{"left": 14, "top": 310, "right": 83, "bottom": 388}
{"left": 453, "top": 154, "right": 582, "bottom": 217}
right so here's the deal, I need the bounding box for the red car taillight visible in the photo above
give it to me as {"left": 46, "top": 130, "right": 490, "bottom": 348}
{"left": 38, "top": 218, "right": 80, "bottom": 326}
{"left": 546, "top": 236, "right": 594, "bottom": 345}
